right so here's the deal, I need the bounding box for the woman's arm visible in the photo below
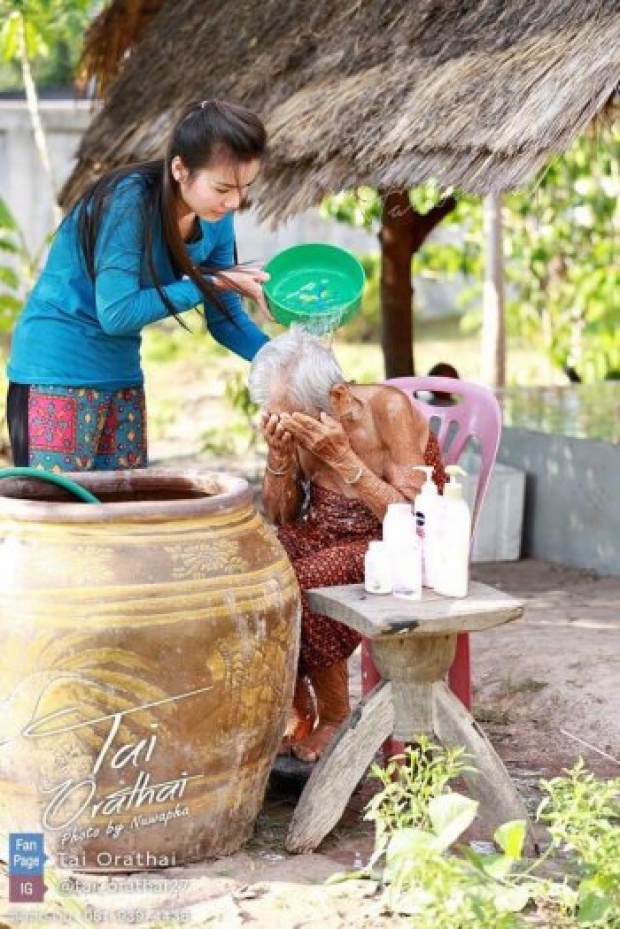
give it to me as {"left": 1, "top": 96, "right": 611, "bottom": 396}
{"left": 259, "top": 413, "right": 304, "bottom": 525}
{"left": 201, "top": 215, "right": 269, "bottom": 360}
{"left": 93, "top": 181, "right": 204, "bottom": 335}
{"left": 278, "top": 389, "right": 433, "bottom": 521}
{"left": 202, "top": 291, "right": 268, "bottom": 361}
{"left": 374, "top": 387, "right": 431, "bottom": 500}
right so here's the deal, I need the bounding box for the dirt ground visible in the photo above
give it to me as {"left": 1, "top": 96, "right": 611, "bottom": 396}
{"left": 1, "top": 441, "right": 618, "bottom": 927}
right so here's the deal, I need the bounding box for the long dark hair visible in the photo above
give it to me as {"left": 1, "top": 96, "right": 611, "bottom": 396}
{"left": 75, "top": 100, "right": 267, "bottom": 325}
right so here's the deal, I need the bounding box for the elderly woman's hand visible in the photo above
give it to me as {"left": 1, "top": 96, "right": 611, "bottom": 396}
{"left": 384, "top": 461, "right": 425, "bottom": 500}
{"left": 279, "top": 411, "right": 351, "bottom": 466}
{"left": 259, "top": 412, "right": 296, "bottom": 467}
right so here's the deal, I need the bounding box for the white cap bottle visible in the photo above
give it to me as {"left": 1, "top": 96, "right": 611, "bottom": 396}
{"left": 411, "top": 465, "right": 439, "bottom": 588}
{"left": 364, "top": 540, "right": 392, "bottom": 594}
{"left": 383, "top": 502, "right": 422, "bottom": 600}
{"left": 433, "top": 465, "right": 471, "bottom": 599}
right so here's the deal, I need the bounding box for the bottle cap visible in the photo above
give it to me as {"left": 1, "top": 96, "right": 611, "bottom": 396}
{"left": 444, "top": 464, "right": 467, "bottom": 498}
{"left": 412, "top": 465, "right": 438, "bottom": 495}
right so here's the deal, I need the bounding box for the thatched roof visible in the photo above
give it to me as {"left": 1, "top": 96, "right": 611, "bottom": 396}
{"left": 77, "top": 0, "right": 166, "bottom": 98}
{"left": 63, "top": 0, "right": 620, "bottom": 223}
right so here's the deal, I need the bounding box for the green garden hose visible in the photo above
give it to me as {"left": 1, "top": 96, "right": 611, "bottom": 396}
{"left": 0, "top": 467, "right": 101, "bottom": 504}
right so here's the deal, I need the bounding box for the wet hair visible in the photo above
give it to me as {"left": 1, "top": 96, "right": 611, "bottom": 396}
{"left": 248, "top": 328, "right": 345, "bottom": 412}
{"left": 73, "top": 100, "right": 267, "bottom": 325}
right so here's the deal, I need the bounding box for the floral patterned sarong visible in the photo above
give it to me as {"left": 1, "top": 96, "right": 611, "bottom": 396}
{"left": 277, "top": 433, "right": 446, "bottom": 672}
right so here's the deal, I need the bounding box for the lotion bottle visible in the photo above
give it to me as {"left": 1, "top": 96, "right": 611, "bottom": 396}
{"left": 433, "top": 465, "right": 471, "bottom": 598}
{"left": 383, "top": 502, "right": 421, "bottom": 599}
{"left": 364, "top": 540, "right": 392, "bottom": 594}
{"left": 411, "top": 465, "right": 440, "bottom": 588}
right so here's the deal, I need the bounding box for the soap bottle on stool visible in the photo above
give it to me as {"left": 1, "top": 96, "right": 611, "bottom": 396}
{"left": 382, "top": 502, "right": 421, "bottom": 599}
{"left": 411, "top": 465, "right": 440, "bottom": 588}
{"left": 433, "top": 465, "right": 471, "bottom": 598}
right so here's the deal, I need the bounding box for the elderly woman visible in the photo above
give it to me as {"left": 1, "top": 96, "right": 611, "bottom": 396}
{"left": 248, "top": 329, "right": 445, "bottom": 761}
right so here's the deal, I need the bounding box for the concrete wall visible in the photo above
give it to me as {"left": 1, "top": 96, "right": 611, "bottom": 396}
{"left": 499, "top": 427, "right": 620, "bottom": 576}
{"left": 0, "top": 100, "right": 92, "bottom": 252}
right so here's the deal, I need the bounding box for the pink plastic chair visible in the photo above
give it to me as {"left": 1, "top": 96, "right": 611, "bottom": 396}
{"left": 361, "top": 376, "right": 502, "bottom": 717}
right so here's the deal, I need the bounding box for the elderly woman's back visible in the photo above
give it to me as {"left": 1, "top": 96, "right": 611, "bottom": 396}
{"left": 249, "top": 329, "right": 445, "bottom": 761}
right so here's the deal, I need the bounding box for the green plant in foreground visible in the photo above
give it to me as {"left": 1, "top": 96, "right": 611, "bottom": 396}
{"left": 538, "top": 760, "right": 620, "bottom": 927}
{"left": 358, "top": 739, "right": 540, "bottom": 927}
{"left": 334, "top": 740, "right": 620, "bottom": 928}
{"left": 364, "top": 737, "right": 474, "bottom": 858}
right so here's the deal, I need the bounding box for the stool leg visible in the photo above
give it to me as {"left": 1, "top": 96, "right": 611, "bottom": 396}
{"left": 433, "top": 681, "right": 538, "bottom": 855}
{"left": 287, "top": 681, "right": 394, "bottom": 853}
{"left": 361, "top": 637, "right": 406, "bottom": 761}
{"left": 448, "top": 632, "right": 472, "bottom": 709}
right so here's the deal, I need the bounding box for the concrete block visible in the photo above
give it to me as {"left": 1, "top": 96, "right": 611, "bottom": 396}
{"left": 460, "top": 455, "right": 526, "bottom": 562}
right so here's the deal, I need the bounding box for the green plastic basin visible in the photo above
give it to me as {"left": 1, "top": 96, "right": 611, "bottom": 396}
{"left": 264, "top": 243, "right": 365, "bottom": 330}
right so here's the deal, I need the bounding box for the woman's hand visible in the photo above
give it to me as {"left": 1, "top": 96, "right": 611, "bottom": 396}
{"left": 214, "top": 266, "right": 272, "bottom": 321}
{"left": 259, "top": 412, "right": 296, "bottom": 469}
{"left": 384, "top": 461, "right": 426, "bottom": 500}
{"left": 279, "top": 411, "right": 351, "bottom": 466}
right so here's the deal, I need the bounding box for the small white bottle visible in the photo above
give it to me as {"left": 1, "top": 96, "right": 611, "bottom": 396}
{"left": 411, "top": 465, "right": 440, "bottom": 588}
{"left": 364, "top": 540, "right": 392, "bottom": 594}
{"left": 383, "top": 502, "right": 422, "bottom": 600}
{"left": 433, "top": 465, "right": 471, "bottom": 599}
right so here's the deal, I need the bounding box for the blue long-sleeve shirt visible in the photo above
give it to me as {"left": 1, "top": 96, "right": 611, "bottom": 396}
{"left": 8, "top": 175, "right": 268, "bottom": 389}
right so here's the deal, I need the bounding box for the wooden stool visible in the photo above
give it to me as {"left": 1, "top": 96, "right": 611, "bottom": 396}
{"left": 286, "top": 581, "right": 536, "bottom": 854}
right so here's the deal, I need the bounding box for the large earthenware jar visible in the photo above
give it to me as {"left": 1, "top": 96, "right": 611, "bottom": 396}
{"left": 0, "top": 469, "right": 300, "bottom": 869}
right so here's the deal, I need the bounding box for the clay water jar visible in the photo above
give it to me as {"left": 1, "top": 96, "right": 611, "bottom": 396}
{"left": 0, "top": 469, "right": 300, "bottom": 869}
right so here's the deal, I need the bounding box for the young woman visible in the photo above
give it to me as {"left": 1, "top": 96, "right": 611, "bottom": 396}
{"left": 7, "top": 99, "right": 270, "bottom": 472}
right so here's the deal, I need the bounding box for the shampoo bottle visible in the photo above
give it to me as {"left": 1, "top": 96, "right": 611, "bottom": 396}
{"left": 382, "top": 502, "right": 421, "bottom": 599}
{"left": 411, "top": 465, "right": 440, "bottom": 588}
{"left": 364, "top": 540, "right": 392, "bottom": 594}
{"left": 433, "top": 465, "right": 471, "bottom": 598}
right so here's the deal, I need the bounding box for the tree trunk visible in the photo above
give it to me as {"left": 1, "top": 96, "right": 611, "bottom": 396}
{"left": 380, "top": 191, "right": 457, "bottom": 378}
{"left": 17, "top": 13, "right": 63, "bottom": 227}
{"left": 481, "top": 192, "right": 506, "bottom": 387}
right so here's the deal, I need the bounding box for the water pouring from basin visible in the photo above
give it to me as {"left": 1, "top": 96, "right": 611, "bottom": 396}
{"left": 263, "top": 243, "right": 365, "bottom": 335}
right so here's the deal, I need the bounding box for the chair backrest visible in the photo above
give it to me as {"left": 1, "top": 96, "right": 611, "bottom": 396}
{"left": 384, "top": 376, "right": 502, "bottom": 534}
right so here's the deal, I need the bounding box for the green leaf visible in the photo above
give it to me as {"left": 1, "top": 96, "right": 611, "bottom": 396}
{"left": 0, "top": 198, "right": 18, "bottom": 228}
{"left": 0, "top": 266, "right": 19, "bottom": 287}
{"left": 0, "top": 293, "right": 23, "bottom": 311}
{"left": 385, "top": 826, "right": 434, "bottom": 862}
{"left": 577, "top": 891, "right": 612, "bottom": 923}
{"left": 461, "top": 847, "right": 515, "bottom": 879}
{"left": 493, "top": 820, "right": 526, "bottom": 860}
{"left": 428, "top": 793, "right": 478, "bottom": 850}
{"left": 0, "top": 13, "right": 20, "bottom": 61}
{"left": 493, "top": 883, "right": 533, "bottom": 913}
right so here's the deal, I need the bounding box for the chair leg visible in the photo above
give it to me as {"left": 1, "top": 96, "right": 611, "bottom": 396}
{"left": 448, "top": 632, "right": 472, "bottom": 709}
{"left": 361, "top": 637, "right": 405, "bottom": 760}
{"left": 361, "top": 637, "right": 381, "bottom": 695}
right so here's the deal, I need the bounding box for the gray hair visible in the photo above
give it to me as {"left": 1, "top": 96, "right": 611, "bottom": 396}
{"left": 248, "top": 328, "right": 345, "bottom": 412}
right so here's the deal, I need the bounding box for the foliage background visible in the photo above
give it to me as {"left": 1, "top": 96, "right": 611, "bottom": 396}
{"left": 321, "top": 130, "right": 620, "bottom": 383}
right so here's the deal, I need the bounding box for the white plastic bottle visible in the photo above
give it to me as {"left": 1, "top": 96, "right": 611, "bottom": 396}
{"left": 433, "top": 465, "right": 471, "bottom": 598}
{"left": 411, "top": 465, "right": 440, "bottom": 588}
{"left": 364, "top": 540, "right": 392, "bottom": 594}
{"left": 382, "top": 502, "right": 422, "bottom": 599}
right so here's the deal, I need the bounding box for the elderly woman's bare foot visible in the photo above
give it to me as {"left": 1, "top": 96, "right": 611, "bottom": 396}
{"left": 290, "top": 723, "right": 341, "bottom": 763}
{"left": 278, "top": 674, "right": 317, "bottom": 755}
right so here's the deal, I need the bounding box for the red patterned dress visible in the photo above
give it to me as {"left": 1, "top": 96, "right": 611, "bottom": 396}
{"left": 277, "top": 432, "right": 446, "bottom": 673}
